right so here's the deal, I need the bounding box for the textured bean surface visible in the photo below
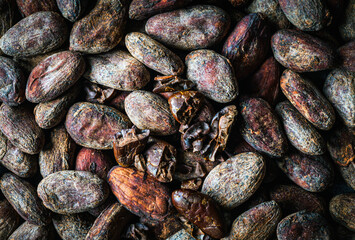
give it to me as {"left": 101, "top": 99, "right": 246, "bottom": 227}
{"left": 0, "top": 200, "right": 20, "bottom": 239}
{"left": 327, "top": 124, "right": 354, "bottom": 167}
{"left": 53, "top": 213, "right": 94, "bottom": 240}
{"left": 57, "top": 0, "right": 86, "bottom": 22}
{"left": 329, "top": 193, "right": 355, "bottom": 231}
{"left": 37, "top": 170, "right": 109, "bottom": 214}
{"left": 202, "top": 152, "right": 265, "bottom": 209}
{"left": 8, "top": 221, "right": 51, "bottom": 240}
{"left": 338, "top": 41, "right": 355, "bottom": 72}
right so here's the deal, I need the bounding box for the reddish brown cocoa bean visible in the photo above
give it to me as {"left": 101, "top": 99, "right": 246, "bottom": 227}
{"left": 39, "top": 125, "right": 76, "bottom": 178}
{"left": 65, "top": 102, "right": 132, "bottom": 150}
{"left": 0, "top": 199, "right": 21, "bottom": 239}
{"left": 0, "top": 56, "right": 26, "bottom": 106}
{"left": 276, "top": 101, "right": 325, "bottom": 155}
{"left": 9, "top": 221, "right": 52, "bottom": 240}
{"left": 107, "top": 166, "right": 173, "bottom": 222}
{"left": 0, "top": 104, "right": 45, "bottom": 155}
{"left": 0, "top": 173, "right": 51, "bottom": 226}
{"left": 277, "top": 152, "right": 333, "bottom": 192}
{"left": 70, "top": 0, "right": 128, "bottom": 54}
{"left": 75, "top": 147, "right": 115, "bottom": 179}
{"left": 129, "top": 0, "right": 192, "bottom": 20}
{"left": 271, "top": 29, "right": 336, "bottom": 72}
{"left": 125, "top": 32, "right": 185, "bottom": 76}
{"left": 16, "top": 0, "right": 58, "bottom": 17}
{"left": 329, "top": 193, "right": 355, "bottom": 231}
{"left": 186, "top": 49, "right": 238, "bottom": 103}
{"left": 37, "top": 170, "right": 110, "bottom": 214}
{"left": 280, "top": 69, "right": 335, "bottom": 130}
{"left": 125, "top": 90, "right": 178, "bottom": 136}
{"left": 56, "top": 0, "right": 87, "bottom": 22}
{"left": 0, "top": 11, "right": 68, "bottom": 57}
{"left": 222, "top": 13, "right": 271, "bottom": 80}
{"left": 145, "top": 5, "right": 230, "bottom": 50}
{"left": 228, "top": 0, "right": 250, "bottom": 7}
{"left": 84, "top": 50, "right": 150, "bottom": 91}
{"left": 239, "top": 97, "right": 288, "bottom": 158}
{"left": 53, "top": 213, "right": 94, "bottom": 240}
{"left": 338, "top": 41, "right": 355, "bottom": 72}
{"left": 26, "top": 51, "right": 85, "bottom": 103}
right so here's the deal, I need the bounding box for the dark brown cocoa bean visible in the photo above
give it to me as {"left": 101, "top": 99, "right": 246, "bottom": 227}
{"left": 224, "top": 201, "right": 281, "bottom": 240}
{"left": 16, "top": 0, "right": 58, "bottom": 17}
{"left": 129, "top": 0, "right": 192, "bottom": 20}
{"left": 222, "top": 13, "right": 271, "bottom": 79}
{"left": 172, "top": 189, "right": 226, "bottom": 239}
{"left": 39, "top": 125, "right": 76, "bottom": 178}
{"left": 202, "top": 152, "right": 265, "bottom": 209}
{"left": 277, "top": 152, "right": 333, "bottom": 192}
{"left": 269, "top": 184, "right": 326, "bottom": 215}
{"left": 70, "top": 0, "right": 128, "bottom": 54}
{"left": 75, "top": 147, "right": 115, "bottom": 179}
{"left": 145, "top": 5, "right": 230, "bottom": 50}
{"left": 228, "top": 0, "right": 250, "bottom": 7}
{"left": 107, "top": 166, "right": 173, "bottom": 222}
{"left": 84, "top": 81, "right": 117, "bottom": 105}
{"left": 125, "top": 32, "right": 184, "bottom": 76}
{"left": 338, "top": 41, "right": 355, "bottom": 72}
{"left": 86, "top": 202, "right": 134, "bottom": 240}
{"left": 84, "top": 50, "right": 150, "bottom": 91}
{"left": 8, "top": 221, "right": 52, "bottom": 240}
{"left": 239, "top": 97, "right": 288, "bottom": 157}
{"left": 246, "top": 0, "right": 290, "bottom": 29}
{"left": 339, "top": 162, "right": 355, "bottom": 191}
{"left": 276, "top": 101, "right": 325, "bottom": 155}
{"left": 26, "top": 51, "right": 85, "bottom": 103}
{"left": 53, "top": 213, "right": 94, "bottom": 240}
{"left": 277, "top": 211, "right": 332, "bottom": 240}
{"left": 0, "top": 0, "right": 15, "bottom": 39}
{"left": 271, "top": 29, "right": 336, "bottom": 72}
{"left": 327, "top": 124, "right": 354, "bottom": 167}
{"left": 34, "top": 85, "right": 79, "bottom": 129}
{"left": 280, "top": 69, "right": 336, "bottom": 130}
{"left": 0, "top": 131, "right": 6, "bottom": 160}
{"left": 278, "top": 0, "right": 331, "bottom": 31}
{"left": 0, "top": 199, "right": 21, "bottom": 239}
{"left": 329, "top": 193, "right": 355, "bottom": 231}
{"left": 323, "top": 68, "right": 355, "bottom": 128}
{"left": 0, "top": 11, "right": 68, "bottom": 57}
{"left": 125, "top": 90, "right": 178, "bottom": 135}
{"left": 65, "top": 102, "right": 132, "bottom": 149}
{"left": 0, "top": 56, "right": 26, "bottom": 106}
{"left": 0, "top": 173, "right": 51, "bottom": 226}
{"left": 166, "top": 229, "right": 195, "bottom": 240}
{"left": 0, "top": 142, "right": 37, "bottom": 178}
{"left": 186, "top": 49, "right": 238, "bottom": 103}
{"left": 0, "top": 104, "right": 45, "bottom": 154}
{"left": 339, "top": 0, "right": 355, "bottom": 41}
{"left": 57, "top": 0, "right": 87, "bottom": 22}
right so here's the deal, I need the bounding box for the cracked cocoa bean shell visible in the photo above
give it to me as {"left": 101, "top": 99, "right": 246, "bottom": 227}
{"left": 0, "top": 173, "right": 51, "bottom": 226}
{"left": 37, "top": 170, "right": 110, "bottom": 214}
{"left": 329, "top": 193, "right": 355, "bottom": 231}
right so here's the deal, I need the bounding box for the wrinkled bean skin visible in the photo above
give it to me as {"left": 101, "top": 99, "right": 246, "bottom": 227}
{"left": 329, "top": 193, "right": 355, "bottom": 231}
{"left": 338, "top": 41, "right": 355, "bottom": 72}
{"left": 0, "top": 104, "right": 45, "bottom": 155}
{"left": 53, "top": 213, "right": 94, "bottom": 240}
{"left": 129, "top": 0, "right": 192, "bottom": 20}
{"left": 327, "top": 125, "right": 354, "bottom": 167}
{"left": 125, "top": 90, "right": 178, "bottom": 135}
{"left": 16, "top": 0, "right": 58, "bottom": 17}
{"left": 57, "top": 0, "right": 87, "bottom": 22}
{"left": 0, "top": 199, "right": 21, "bottom": 239}
{"left": 172, "top": 189, "right": 226, "bottom": 239}
{"left": 37, "top": 171, "right": 109, "bottom": 214}
{"left": 276, "top": 101, "right": 325, "bottom": 155}
{"left": 277, "top": 211, "right": 332, "bottom": 240}
{"left": 34, "top": 86, "right": 79, "bottom": 129}
{"left": 8, "top": 221, "right": 52, "bottom": 240}
{"left": 108, "top": 166, "right": 173, "bottom": 222}
{"left": 65, "top": 102, "right": 132, "bottom": 149}
{"left": 39, "top": 125, "right": 76, "bottom": 178}
{"left": 0, "top": 56, "right": 26, "bottom": 106}
{"left": 222, "top": 13, "right": 271, "bottom": 79}
{"left": 125, "top": 32, "right": 184, "bottom": 76}
{"left": 84, "top": 50, "right": 150, "bottom": 91}
{"left": 186, "top": 49, "right": 238, "bottom": 103}
{"left": 277, "top": 152, "right": 333, "bottom": 192}
{"left": 70, "top": 0, "right": 128, "bottom": 54}
{"left": 323, "top": 68, "right": 355, "bottom": 128}
{"left": 26, "top": 51, "right": 85, "bottom": 103}
{"left": 145, "top": 5, "right": 230, "bottom": 50}
{"left": 239, "top": 98, "right": 288, "bottom": 158}
{"left": 278, "top": 0, "right": 331, "bottom": 31}
{"left": 202, "top": 152, "right": 265, "bottom": 209}
{"left": 0, "top": 11, "right": 68, "bottom": 57}
{"left": 0, "top": 173, "right": 51, "bottom": 226}
{"left": 280, "top": 69, "right": 335, "bottom": 130}
{"left": 166, "top": 229, "right": 195, "bottom": 240}
{"left": 270, "top": 184, "right": 326, "bottom": 215}
{"left": 0, "top": 142, "right": 37, "bottom": 178}
{"left": 271, "top": 29, "right": 336, "bottom": 72}
{"left": 223, "top": 201, "right": 281, "bottom": 240}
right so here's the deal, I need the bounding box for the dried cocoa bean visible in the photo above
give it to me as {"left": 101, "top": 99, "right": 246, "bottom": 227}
{"left": 329, "top": 193, "right": 355, "bottom": 231}
{"left": 53, "top": 213, "right": 94, "bottom": 240}
{"left": 0, "top": 199, "right": 20, "bottom": 239}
